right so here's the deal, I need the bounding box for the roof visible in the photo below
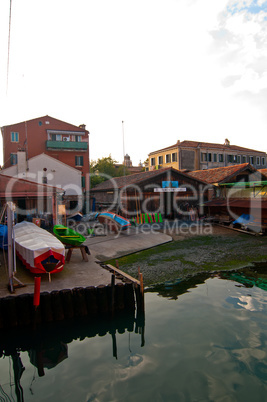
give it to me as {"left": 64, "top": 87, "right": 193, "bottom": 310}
{"left": 148, "top": 140, "right": 266, "bottom": 156}
{"left": 1, "top": 115, "right": 89, "bottom": 134}
{"left": 28, "top": 153, "right": 82, "bottom": 174}
{"left": 0, "top": 174, "right": 62, "bottom": 197}
{"left": 187, "top": 163, "right": 256, "bottom": 184}
{"left": 91, "top": 167, "right": 209, "bottom": 192}
{"left": 258, "top": 169, "right": 267, "bottom": 179}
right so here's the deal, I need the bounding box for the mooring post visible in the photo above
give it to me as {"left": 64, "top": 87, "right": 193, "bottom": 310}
{"left": 111, "top": 273, "right": 115, "bottom": 315}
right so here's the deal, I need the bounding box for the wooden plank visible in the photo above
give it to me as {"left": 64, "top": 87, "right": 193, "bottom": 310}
{"left": 106, "top": 264, "right": 140, "bottom": 285}
{"left": 216, "top": 223, "right": 262, "bottom": 236}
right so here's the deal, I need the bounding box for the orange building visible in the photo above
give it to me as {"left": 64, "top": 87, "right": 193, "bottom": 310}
{"left": 1, "top": 115, "right": 90, "bottom": 192}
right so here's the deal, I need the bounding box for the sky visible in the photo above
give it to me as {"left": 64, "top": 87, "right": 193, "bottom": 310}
{"left": 0, "top": 0, "right": 267, "bottom": 167}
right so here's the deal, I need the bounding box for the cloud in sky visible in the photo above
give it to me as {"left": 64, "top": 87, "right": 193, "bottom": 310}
{"left": 0, "top": 0, "right": 267, "bottom": 166}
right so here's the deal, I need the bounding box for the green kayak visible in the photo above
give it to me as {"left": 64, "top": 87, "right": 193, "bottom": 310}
{"left": 53, "top": 225, "right": 85, "bottom": 246}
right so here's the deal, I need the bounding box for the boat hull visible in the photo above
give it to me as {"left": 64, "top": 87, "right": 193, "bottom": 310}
{"left": 53, "top": 225, "right": 85, "bottom": 246}
{"left": 14, "top": 221, "right": 65, "bottom": 274}
{"left": 98, "top": 212, "right": 131, "bottom": 233}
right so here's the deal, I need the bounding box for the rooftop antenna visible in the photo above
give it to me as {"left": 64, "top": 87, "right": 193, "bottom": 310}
{"left": 6, "top": 0, "right": 12, "bottom": 95}
{"left": 122, "top": 121, "right": 127, "bottom": 217}
{"left": 122, "top": 120, "right": 126, "bottom": 177}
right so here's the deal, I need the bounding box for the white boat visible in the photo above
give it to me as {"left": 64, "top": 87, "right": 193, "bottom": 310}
{"left": 14, "top": 221, "right": 65, "bottom": 275}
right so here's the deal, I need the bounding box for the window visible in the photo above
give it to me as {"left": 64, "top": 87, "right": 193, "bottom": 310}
{"left": 51, "top": 134, "right": 62, "bottom": 141}
{"left": 166, "top": 154, "right": 171, "bottom": 163}
{"left": 10, "top": 153, "right": 17, "bottom": 165}
{"left": 233, "top": 155, "right": 237, "bottom": 163}
{"left": 256, "top": 156, "right": 260, "bottom": 165}
{"left": 151, "top": 157, "right": 155, "bottom": 166}
{"left": 201, "top": 153, "right": 207, "bottom": 162}
{"left": 237, "top": 155, "right": 241, "bottom": 163}
{"left": 11, "top": 132, "right": 19, "bottom": 142}
{"left": 219, "top": 154, "right": 224, "bottom": 162}
{"left": 158, "top": 155, "right": 163, "bottom": 164}
{"left": 213, "top": 154, "right": 217, "bottom": 162}
{"left": 75, "top": 135, "right": 81, "bottom": 142}
{"left": 81, "top": 176, "right": 85, "bottom": 188}
{"left": 227, "top": 155, "right": 233, "bottom": 163}
{"left": 172, "top": 152, "right": 177, "bottom": 162}
{"left": 262, "top": 157, "right": 266, "bottom": 166}
{"left": 75, "top": 156, "right": 83, "bottom": 166}
{"left": 42, "top": 177, "right": 48, "bottom": 184}
{"left": 249, "top": 156, "right": 254, "bottom": 164}
{"left": 242, "top": 155, "right": 247, "bottom": 163}
{"left": 208, "top": 153, "right": 212, "bottom": 162}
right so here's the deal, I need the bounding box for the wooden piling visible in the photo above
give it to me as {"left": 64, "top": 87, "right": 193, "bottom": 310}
{"left": 40, "top": 292, "right": 53, "bottom": 323}
{"left": 123, "top": 282, "right": 135, "bottom": 312}
{"left": 85, "top": 286, "right": 98, "bottom": 316}
{"left": 72, "top": 287, "right": 88, "bottom": 317}
{"left": 16, "top": 293, "right": 32, "bottom": 327}
{"left": 60, "top": 289, "right": 74, "bottom": 319}
{"left": 115, "top": 283, "right": 125, "bottom": 311}
{"left": 3, "top": 296, "right": 18, "bottom": 328}
{"left": 97, "top": 285, "right": 109, "bottom": 314}
{"left": 51, "top": 290, "right": 65, "bottom": 321}
{"left": 0, "top": 298, "right": 3, "bottom": 329}
{"left": 111, "top": 273, "right": 115, "bottom": 314}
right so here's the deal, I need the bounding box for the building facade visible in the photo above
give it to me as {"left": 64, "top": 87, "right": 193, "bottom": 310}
{"left": 0, "top": 174, "right": 62, "bottom": 226}
{"left": 148, "top": 139, "right": 267, "bottom": 171}
{"left": 91, "top": 167, "right": 211, "bottom": 220}
{"left": 0, "top": 152, "right": 83, "bottom": 214}
{"left": 1, "top": 115, "right": 90, "bottom": 193}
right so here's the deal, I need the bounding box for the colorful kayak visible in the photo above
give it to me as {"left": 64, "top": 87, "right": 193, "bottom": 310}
{"left": 14, "top": 221, "right": 65, "bottom": 275}
{"left": 53, "top": 225, "right": 85, "bottom": 246}
{"left": 98, "top": 211, "right": 131, "bottom": 233}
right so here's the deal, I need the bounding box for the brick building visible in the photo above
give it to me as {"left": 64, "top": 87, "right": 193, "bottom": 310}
{"left": 1, "top": 115, "right": 90, "bottom": 194}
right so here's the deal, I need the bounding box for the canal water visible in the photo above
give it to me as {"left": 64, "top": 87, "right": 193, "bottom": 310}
{"left": 0, "top": 267, "right": 267, "bottom": 401}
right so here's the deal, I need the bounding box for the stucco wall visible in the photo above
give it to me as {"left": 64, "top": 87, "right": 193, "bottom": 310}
{"left": 1, "top": 153, "right": 82, "bottom": 196}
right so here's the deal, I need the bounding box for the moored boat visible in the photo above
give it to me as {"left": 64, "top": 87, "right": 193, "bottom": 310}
{"left": 53, "top": 225, "right": 86, "bottom": 246}
{"left": 98, "top": 211, "right": 131, "bottom": 233}
{"left": 14, "top": 221, "right": 65, "bottom": 274}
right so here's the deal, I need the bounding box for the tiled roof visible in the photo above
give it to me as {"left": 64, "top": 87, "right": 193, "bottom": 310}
{"left": 187, "top": 163, "right": 255, "bottom": 184}
{"left": 258, "top": 169, "right": 267, "bottom": 179}
{"left": 91, "top": 167, "right": 208, "bottom": 191}
{"left": 0, "top": 174, "right": 61, "bottom": 196}
{"left": 148, "top": 140, "right": 266, "bottom": 155}
{"left": 1, "top": 115, "right": 88, "bottom": 133}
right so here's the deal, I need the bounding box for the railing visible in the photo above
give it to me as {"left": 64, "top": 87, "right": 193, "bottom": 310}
{"left": 46, "top": 140, "right": 88, "bottom": 150}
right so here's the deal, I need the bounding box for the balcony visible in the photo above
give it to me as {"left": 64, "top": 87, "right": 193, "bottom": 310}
{"left": 46, "top": 140, "right": 88, "bottom": 151}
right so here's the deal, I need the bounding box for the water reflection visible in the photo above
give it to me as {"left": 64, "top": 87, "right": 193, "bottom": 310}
{"left": 0, "top": 311, "right": 145, "bottom": 402}
{"left": 146, "top": 265, "right": 267, "bottom": 300}
{"left": 1, "top": 267, "right": 267, "bottom": 401}
{"left": 220, "top": 266, "right": 267, "bottom": 292}
{"left": 28, "top": 342, "right": 68, "bottom": 376}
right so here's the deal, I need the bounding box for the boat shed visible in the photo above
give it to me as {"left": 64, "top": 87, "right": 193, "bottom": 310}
{"left": 0, "top": 174, "right": 63, "bottom": 226}
{"left": 90, "top": 167, "right": 212, "bottom": 220}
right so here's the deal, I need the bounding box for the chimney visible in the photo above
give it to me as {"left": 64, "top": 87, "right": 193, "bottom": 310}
{"left": 177, "top": 140, "right": 180, "bottom": 145}
{"left": 17, "top": 150, "right": 27, "bottom": 174}
{"left": 79, "top": 124, "right": 86, "bottom": 130}
{"left": 224, "top": 138, "right": 230, "bottom": 146}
